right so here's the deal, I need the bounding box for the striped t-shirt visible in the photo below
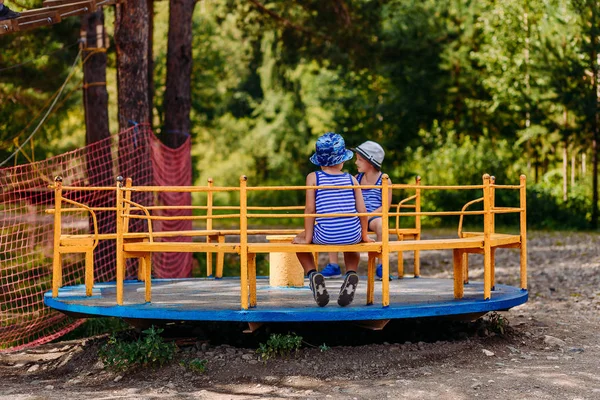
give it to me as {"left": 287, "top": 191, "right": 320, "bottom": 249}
{"left": 312, "top": 171, "right": 362, "bottom": 245}
{"left": 356, "top": 172, "right": 383, "bottom": 212}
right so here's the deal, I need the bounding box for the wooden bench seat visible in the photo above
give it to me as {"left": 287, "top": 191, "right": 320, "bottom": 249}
{"left": 123, "top": 241, "right": 240, "bottom": 253}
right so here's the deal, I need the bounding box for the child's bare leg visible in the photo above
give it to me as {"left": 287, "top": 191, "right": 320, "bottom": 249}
{"left": 322, "top": 252, "right": 342, "bottom": 278}
{"left": 343, "top": 251, "right": 360, "bottom": 273}
{"left": 297, "top": 252, "right": 317, "bottom": 275}
{"left": 369, "top": 218, "right": 383, "bottom": 242}
{"left": 338, "top": 251, "right": 360, "bottom": 307}
{"left": 329, "top": 252, "right": 339, "bottom": 264}
{"left": 293, "top": 232, "right": 329, "bottom": 306}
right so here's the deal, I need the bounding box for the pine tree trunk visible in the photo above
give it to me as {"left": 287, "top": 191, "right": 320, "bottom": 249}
{"left": 147, "top": 0, "right": 155, "bottom": 124}
{"left": 591, "top": 4, "right": 599, "bottom": 230}
{"left": 163, "top": 0, "right": 196, "bottom": 149}
{"left": 114, "top": 1, "right": 150, "bottom": 130}
{"left": 563, "top": 144, "right": 568, "bottom": 202}
{"left": 81, "top": 10, "right": 113, "bottom": 274}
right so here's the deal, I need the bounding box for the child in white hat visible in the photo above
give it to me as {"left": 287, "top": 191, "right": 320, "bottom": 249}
{"left": 323, "top": 140, "right": 393, "bottom": 280}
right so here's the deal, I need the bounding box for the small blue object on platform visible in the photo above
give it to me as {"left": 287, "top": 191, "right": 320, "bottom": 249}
{"left": 44, "top": 277, "right": 527, "bottom": 324}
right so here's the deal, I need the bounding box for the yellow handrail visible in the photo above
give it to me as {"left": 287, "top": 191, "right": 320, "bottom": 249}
{"left": 457, "top": 197, "right": 484, "bottom": 238}
{"left": 60, "top": 198, "right": 100, "bottom": 251}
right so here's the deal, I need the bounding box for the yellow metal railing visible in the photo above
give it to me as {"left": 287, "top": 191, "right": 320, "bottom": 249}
{"left": 50, "top": 173, "right": 527, "bottom": 309}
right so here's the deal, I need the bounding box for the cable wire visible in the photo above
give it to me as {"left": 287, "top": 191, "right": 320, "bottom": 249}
{"left": 0, "top": 48, "right": 82, "bottom": 168}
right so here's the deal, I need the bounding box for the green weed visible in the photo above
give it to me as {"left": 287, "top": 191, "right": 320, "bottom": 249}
{"left": 181, "top": 358, "right": 208, "bottom": 373}
{"left": 486, "top": 312, "right": 510, "bottom": 336}
{"left": 319, "top": 343, "right": 330, "bottom": 352}
{"left": 257, "top": 333, "right": 303, "bottom": 361}
{"left": 98, "top": 326, "right": 177, "bottom": 372}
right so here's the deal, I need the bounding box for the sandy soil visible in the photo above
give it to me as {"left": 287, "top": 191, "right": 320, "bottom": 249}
{"left": 1, "top": 230, "right": 599, "bottom": 399}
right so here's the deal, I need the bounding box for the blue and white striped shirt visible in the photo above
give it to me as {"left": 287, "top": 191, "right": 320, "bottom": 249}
{"left": 312, "top": 171, "right": 362, "bottom": 245}
{"left": 356, "top": 172, "right": 383, "bottom": 212}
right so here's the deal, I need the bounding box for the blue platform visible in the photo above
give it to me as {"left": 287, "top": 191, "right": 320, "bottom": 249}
{"left": 44, "top": 277, "right": 528, "bottom": 323}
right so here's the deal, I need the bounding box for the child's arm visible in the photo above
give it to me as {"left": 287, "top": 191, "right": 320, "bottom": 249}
{"left": 352, "top": 176, "right": 373, "bottom": 243}
{"left": 370, "top": 176, "right": 393, "bottom": 215}
{"left": 294, "top": 173, "right": 316, "bottom": 244}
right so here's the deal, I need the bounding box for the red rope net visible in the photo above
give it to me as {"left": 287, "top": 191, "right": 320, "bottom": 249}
{"left": 0, "top": 125, "right": 192, "bottom": 351}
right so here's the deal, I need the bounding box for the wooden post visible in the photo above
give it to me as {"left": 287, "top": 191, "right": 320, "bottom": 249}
{"left": 367, "top": 252, "right": 376, "bottom": 305}
{"left": 239, "top": 175, "right": 249, "bottom": 310}
{"left": 85, "top": 250, "right": 93, "bottom": 296}
{"left": 144, "top": 253, "right": 152, "bottom": 302}
{"left": 381, "top": 174, "right": 390, "bottom": 307}
{"left": 520, "top": 175, "right": 528, "bottom": 291}
{"left": 414, "top": 176, "right": 421, "bottom": 277}
{"left": 52, "top": 177, "right": 63, "bottom": 298}
{"left": 490, "top": 176, "right": 496, "bottom": 290}
{"left": 482, "top": 174, "right": 492, "bottom": 300}
{"left": 453, "top": 249, "right": 464, "bottom": 299}
{"left": 248, "top": 253, "right": 257, "bottom": 308}
{"left": 115, "top": 176, "right": 125, "bottom": 305}
{"left": 396, "top": 233, "right": 404, "bottom": 278}
{"left": 206, "top": 178, "right": 213, "bottom": 277}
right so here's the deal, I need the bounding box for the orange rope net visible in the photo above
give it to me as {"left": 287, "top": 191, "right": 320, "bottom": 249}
{"left": 0, "top": 124, "right": 192, "bottom": 351}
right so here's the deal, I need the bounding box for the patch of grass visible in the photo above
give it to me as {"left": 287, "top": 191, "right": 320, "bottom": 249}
{"left": 181, "top": 358, "right": 208, "bottom": 373}
{"left": 98, "top": 326, "right": 177, "bottom": 372}
{"left": 257, "top": 333, "right": 302, "bottom": 361}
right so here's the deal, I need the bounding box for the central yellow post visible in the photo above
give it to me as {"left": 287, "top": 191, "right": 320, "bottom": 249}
{"left": 519, "top": 175, "right": 528, "bottom": 291}
{"left": 115, "top": 176, "right": 125, "bottom": 305}
{"left": 414, "top": 176, "right": 421, "bottom": 277}
{"left": 52, "top": 176, "right": 63, "bottom": 298}
{"left": 381, "top": 174, "right": 390, "bottom": 307}
{"left": 239, "top": 175, "right": 249, "bottom": 310}
{"left": 206, "top": 178, "right": 214, "bottom": 277}
{"left": 482, "top": 174, "right": 492, "bottom": 300}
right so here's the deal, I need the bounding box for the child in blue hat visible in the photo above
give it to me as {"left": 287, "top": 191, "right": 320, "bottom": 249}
{"left": 324, "top": 140, "right": 393, "bottom": 280}
{"left": 292, "top": 132, "right": 372, "bottom": 307}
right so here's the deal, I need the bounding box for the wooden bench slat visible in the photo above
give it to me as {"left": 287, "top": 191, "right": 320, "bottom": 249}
{"left": 248, "top": 242, "right": 382, "bottom": 253}
{"left": 388, "top": 237, "right": 483, "bottom": 251}
{"left": 123, "top": 242, "right": 240, "bottom": 253}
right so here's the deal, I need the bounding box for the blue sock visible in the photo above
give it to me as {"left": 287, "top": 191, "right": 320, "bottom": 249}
{"left": 0, "top": 5, "right": 4, "bottom": 11}
{"left": 306, "top": 269, "right": 317, "bottom": 277}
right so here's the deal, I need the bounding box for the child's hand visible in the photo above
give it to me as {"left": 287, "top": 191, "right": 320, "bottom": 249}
{"left": 362, "top": 235, "right": 375, "bottom": 243}
{"left": 292, "top": 234, "right": 311, "bottom": 244}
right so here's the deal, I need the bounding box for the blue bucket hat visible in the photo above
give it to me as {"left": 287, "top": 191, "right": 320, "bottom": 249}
{"left": 309, "top": 132, "right": 354, "bottom": 167}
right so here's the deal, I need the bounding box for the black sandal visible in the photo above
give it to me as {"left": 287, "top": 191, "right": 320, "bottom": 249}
{"left": 309, "top": 272, "right": 329, "bottom": 307}
{"left": 337, "top": 272, "right": 359, "bottom": 307}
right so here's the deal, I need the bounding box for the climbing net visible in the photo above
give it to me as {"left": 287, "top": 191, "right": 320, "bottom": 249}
{"left": 0, "top": 125, "right": 192, "bottom": 351}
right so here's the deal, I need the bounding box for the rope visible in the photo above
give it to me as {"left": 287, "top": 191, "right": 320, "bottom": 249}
{"left": 0, "top": 49, "right": 82, "bottom": 168}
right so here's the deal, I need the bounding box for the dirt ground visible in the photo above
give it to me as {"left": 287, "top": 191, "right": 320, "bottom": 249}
{"left": 1, "top": 230, "right": 599, "bottom": 399}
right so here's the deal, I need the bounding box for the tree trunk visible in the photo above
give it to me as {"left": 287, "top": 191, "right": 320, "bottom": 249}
{"left": 591, "top": 3, "right": 599, "bottom": 230}
{"left": 82, "top": 10, "right": 110, "bottom": 147}
{"left": 571, "top": 150, "right": 576, "bottom": 187}
{"left": 147, "top": 0, "right": 155, "bottom": 124}
{"left": 163, "top": 0, "right": 196, "bottom": 149}
{"left": 155, "top": 0, "right": 196, "bottom": 278}
{"left": 114, "top": 1, "right": 152, "bottom": 280}
{"left": 114, "top": 1, "right": 150, "bottom": 130}
{"left": 81, "top": 10, "right": 115, "bottom": 276}
{"left": 563, "top": 143, "right": 568, "bottom": 202}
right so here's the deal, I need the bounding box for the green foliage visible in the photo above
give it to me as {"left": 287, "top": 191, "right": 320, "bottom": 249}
{"left": 2, "top": 0, "right": 599, "bottom": 230}
{"left": 319, "top": 343, "right": 330, "bottom": 352}
{"left": 486, "top": 312, "right": 510, "bottom": 336}
{"left": 181, "top": 358, "right": 208, "bottom": 373}
{"left": 98, "top": 326, "right": 177, "bottom": 372}
{"left": 257, "top": 333, "right": 303, "bottom": 361}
